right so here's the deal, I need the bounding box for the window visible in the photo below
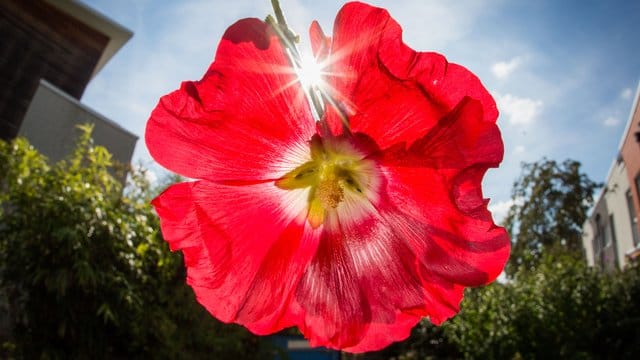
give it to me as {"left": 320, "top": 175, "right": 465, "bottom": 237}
{"left": 609, "top": 215, "right": 619, "bottom": 268}
{"left": 594, "top": 214, "right": 604, "bottom": 267}
{"left": 626, "top": 190, "right": 639, "bottom": 246}
{"left": 604, "top": 217, "right": 612, "bottom": 247}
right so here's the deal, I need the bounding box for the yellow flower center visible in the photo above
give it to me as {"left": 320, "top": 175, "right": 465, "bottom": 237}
{"left": 276, "top": 135, "right": 378, "bottom": 228}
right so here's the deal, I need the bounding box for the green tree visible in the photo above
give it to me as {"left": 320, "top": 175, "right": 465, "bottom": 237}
{"left": 443, "top": 255, "right": 640, "bottom": 359}
{"left": 503, "top": 158, "right": 600, "bottom": 276}
{"left": 0, "top": 127, "right": 275, "bottom": 359}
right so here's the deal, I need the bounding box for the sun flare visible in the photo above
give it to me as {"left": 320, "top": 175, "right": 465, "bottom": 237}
{"left": 297, "top": 52, "right": 325, "bottom": 91}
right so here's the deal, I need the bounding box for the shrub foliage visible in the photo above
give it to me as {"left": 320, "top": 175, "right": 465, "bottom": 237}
{"left": 0, "top": 127, "right": 273, "bottom": 359}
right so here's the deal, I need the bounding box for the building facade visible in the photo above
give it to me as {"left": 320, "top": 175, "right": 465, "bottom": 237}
{"left": 19, "top": 79, "right": 137, "bottom": 165}
{"left": 0, "top": 0, "right": 135, "bottom": 165}
{"left": 583, "top": 84, "right": 640, "bottom": 269}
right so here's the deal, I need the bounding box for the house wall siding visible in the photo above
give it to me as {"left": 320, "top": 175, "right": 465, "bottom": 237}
{"left": 0, "top": 0, "right": 108, "bottom": 140}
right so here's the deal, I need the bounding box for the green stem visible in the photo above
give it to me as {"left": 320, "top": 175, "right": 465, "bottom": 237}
{"left": 270, "top": 0, "right": 288, "bottom": 29}
{"left": 268, "top": 0, "right": 350, "bottom": 134}
{"left": 268, "top": 1, "right": 325, "bottom": 120}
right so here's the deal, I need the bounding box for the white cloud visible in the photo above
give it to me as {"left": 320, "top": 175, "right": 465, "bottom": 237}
{"left": 491, "top": 57, "right": 521, "bottom": 79}
{"left": 489, "top": 199, "right": 514, "bottom": 224}
{"left": 513, "top": 145, "right": 526, "bottom": 154}
{"left": 603, "top": 116, "right": 620, "bottom": 127}
{"left": 621, "top": 87, "right": 633, "bottom": 100}
{"left": 488, "top": 197, "right": 525, "bottom": 224}
{"left": 495, "top": 93, "right": 543, "bottom": 125}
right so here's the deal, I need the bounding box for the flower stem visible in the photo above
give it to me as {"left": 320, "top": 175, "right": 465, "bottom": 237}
{"left": 268, "top": 0, "right": 351, "bottom": 136}
{"left": 267, "top": 1, "right": 328, "bottom": 124}
{"left": 270, "top": 0, "right": 288, "bottom": 30}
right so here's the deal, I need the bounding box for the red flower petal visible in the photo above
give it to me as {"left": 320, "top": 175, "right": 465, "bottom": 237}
{"left": 381, "top": 97, "right": 503, "bottom": 169}
{"left": 309, "top": 20, "right": 331, "bottom": 62}
{"left": 153, "top": 180, "right": 320, "bottom": 334}
{"left": 294, "top": 210, "right": 426, "bottom": 351}
{"left": 340, "top": 312, "right": 421, "bottom": 353}
{"left": 380, "top": 165, "right": 510, "bottom": 290}
{"left": 323, "top": 2, "right": 498, "bottom": 148}
{"left": 365, "top": 89, "right": 508, "bottom": 297}
{"left": 146, "top": 19, "right": 315, "bottom": 181}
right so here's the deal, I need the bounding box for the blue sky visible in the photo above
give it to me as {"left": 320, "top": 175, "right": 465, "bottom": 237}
{"left": 81, "top": 0, "right": 640, "bottom": 221}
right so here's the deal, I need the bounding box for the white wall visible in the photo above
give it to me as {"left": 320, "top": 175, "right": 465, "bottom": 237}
{"left": 604, "top": 159, "right": 636, "bottom": 268}
{"left": 19, "top": 79, "right": 137, "bottom": 166}
{"left": 584, "top": 157, "right": 638, "bottom": 270}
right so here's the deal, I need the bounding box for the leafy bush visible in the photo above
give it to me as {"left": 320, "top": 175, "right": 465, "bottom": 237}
{"left": 0, "top": 127, "right": 275, "bottom": 359}
{"left": 440, "top": 255, "right": 640, "bottom": 359}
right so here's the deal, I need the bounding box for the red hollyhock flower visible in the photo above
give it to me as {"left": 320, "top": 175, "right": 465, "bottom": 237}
{"left": 147, "top": 1, "right": 509, "bottom": 353}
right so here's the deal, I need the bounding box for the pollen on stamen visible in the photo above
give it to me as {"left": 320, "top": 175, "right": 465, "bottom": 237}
{"left": 317, "top": 177, "right": 344, "bottom": 209}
